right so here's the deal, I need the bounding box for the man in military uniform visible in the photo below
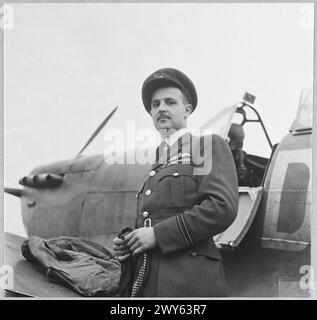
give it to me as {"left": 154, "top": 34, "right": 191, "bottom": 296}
{"left": 227, "top": 123, "right": 250, "bottom": 186}
{"left": 113, "top": 68, "right": 239, "bottom": 297}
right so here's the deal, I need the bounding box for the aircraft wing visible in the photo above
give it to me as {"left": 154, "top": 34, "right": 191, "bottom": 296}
{"left": 4, "top": 232, "right": 81, "bottom": 298}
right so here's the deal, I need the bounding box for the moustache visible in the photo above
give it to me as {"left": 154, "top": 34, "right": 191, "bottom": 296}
{"left": 157, "top": 114, "right": 171, "bottom": 121}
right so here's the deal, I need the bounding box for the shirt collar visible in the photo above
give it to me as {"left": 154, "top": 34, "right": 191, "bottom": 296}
{"left": 163, "top": 128, "right": 189, "bottom": 147}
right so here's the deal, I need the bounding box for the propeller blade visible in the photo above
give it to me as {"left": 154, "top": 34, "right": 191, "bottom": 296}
{"left": 77, "top": 106, "right": 118, "bottom": 157}
{"left": 4, "top": 188, "right": 22, "bottom": 197}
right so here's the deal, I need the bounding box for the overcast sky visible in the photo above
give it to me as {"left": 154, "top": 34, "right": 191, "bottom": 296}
{"left": 4, "top": 3, "right": 314, "bottom": 236}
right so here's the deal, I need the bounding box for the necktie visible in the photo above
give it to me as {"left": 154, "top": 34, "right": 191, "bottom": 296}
{"left": 155, "top": 141, "right": 169, "bottom": 163}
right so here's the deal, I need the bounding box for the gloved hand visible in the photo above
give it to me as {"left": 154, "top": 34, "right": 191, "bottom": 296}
{"left": 113, "top": 227, "right": 133, "bottom": 262}
{"left": 125, "top": 227, "right": 157, "bottom": 256}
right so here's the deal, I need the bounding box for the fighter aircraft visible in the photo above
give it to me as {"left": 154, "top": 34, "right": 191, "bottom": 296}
{"left": 4, "top": 88, "right": 312, "bottom": 297}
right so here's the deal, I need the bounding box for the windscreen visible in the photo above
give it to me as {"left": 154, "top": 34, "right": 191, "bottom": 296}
{"left": 200, "top": 105, "right": 238, "bottom": 138}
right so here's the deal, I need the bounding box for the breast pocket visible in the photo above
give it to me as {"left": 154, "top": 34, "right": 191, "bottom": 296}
{"left": 157, "top": 165, "right": 198, "bottom": 209}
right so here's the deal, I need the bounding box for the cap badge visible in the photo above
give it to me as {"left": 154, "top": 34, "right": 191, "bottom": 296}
{"left": 154, "top": 73, "right": 164, "bottom": 79}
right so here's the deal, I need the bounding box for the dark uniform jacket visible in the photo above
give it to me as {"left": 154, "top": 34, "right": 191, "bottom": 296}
{"left": 124, "top": 132, "right": 239, "bottom": 297}
{"left": 231, "top": 148, "right": 250, "bottom": 186}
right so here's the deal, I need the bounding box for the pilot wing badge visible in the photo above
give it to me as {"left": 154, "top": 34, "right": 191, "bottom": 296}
{"left": 167, "top": 152, "right": 192, "bottom": 165}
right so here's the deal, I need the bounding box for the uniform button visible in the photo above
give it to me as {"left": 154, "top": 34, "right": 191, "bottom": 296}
{"left": 191, "top": 252, "right": 197, "bottom": 257}
{"left": 149, "top": 170, "right": 156, "bottom": 177}
{"left": 173, "top": 172, "right": 179, "bottom": 176}
{"left": 145, "top": 189, "right": 152, "bottom": 196}
{"left": 143, "top": 211, "right": 149, "bottom": 219}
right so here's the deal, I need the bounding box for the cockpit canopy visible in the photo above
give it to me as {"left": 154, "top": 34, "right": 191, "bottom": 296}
{"left": 289, "top": 87, "right": 313, "bottom": 132}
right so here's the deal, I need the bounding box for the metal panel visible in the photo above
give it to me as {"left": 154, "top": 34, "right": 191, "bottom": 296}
{"left": 262, "top": 148, "right": 311, "bottom": 251}
{"left": 214, "top": 187, "right": 263, "bottom": 249}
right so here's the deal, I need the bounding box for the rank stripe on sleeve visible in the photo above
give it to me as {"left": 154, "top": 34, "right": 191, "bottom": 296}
{"left": 176, "top": 214, "right": 194, "bottom": 247}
